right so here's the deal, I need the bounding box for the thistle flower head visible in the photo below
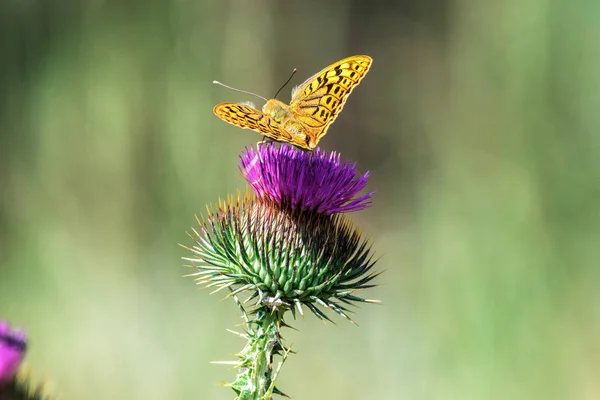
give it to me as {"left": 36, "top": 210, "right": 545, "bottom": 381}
{"left": 0, "top": 321, "right": 27, "bottom": 386}
{"left": 240, "top": 144, "right": 374, "bottom": 215}
{"left": 183, "top": 193, "right": 379, "bottom": 322}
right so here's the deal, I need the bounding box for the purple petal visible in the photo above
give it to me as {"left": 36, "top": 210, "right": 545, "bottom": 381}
{"left": 0, "top": 320, "right": 27, "bottom": 385}
{"left": 240, "top": 144, "right": 374, "bottom": 214}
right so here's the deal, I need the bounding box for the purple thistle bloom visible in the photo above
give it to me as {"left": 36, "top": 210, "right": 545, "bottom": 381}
{"left": 0, "top": 321, "right": 27, "bottom": 386}
{"left": 240, "top": 144, "right": 374, "bottom": 215}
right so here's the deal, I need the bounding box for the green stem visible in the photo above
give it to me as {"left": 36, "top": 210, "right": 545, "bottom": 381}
{"left": 230, "top": 307, "right": 288, "bottom": 400}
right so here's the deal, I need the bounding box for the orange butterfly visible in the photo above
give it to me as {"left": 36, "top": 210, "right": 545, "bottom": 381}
{"left": 213, "top": 55, "right": 372, "bottom": 150}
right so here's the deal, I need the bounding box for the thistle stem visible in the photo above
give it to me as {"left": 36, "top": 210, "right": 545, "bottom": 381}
{"left": 230, "top": 307, "right": 288, "bottom": 400}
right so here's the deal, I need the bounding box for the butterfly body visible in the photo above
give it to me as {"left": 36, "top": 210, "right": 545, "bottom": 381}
{"left": 214, "top": 55, "right": 372, "bottom": 150}
{"left": 262, "top": 99, "right": 317, "bottom": 149}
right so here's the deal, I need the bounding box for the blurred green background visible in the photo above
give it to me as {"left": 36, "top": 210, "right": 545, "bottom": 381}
{"left": 1, "top": 0, "right": 599, "bottom": 399}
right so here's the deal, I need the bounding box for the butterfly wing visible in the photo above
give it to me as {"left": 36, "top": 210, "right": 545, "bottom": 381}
{"left": 289, "top": 55, "right": 372, "bottom": 139}
{"left": 213, "top": 103, "right": 289, "bottom": 143}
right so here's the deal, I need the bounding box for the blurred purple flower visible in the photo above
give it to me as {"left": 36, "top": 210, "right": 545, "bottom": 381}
{"left": 240, "top": 144, "right": 374, "bottom": 215}
{"left": 0, "top": 321, "right": 27, "bottom": 386}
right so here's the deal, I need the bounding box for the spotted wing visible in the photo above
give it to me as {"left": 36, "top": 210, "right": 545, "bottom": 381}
{"left": 213, "top": 103, "right": 290, "bottom": 143}
{"left": 289, "top": 55, "right": 372, "bottom": 139}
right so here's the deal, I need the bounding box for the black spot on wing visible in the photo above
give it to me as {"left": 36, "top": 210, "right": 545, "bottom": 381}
{"left": 332, "top": 84, "right": 340, "bottom": 95}
{"left": 313, "top": 106, "right": 331, "bottom": 120}
{"left": 322, "top": 95, "right": 338, "bottom": 110}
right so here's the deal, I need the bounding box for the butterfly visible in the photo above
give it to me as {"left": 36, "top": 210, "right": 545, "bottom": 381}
{"left": 213, "top": 55, "right": 372, "bottom": 150}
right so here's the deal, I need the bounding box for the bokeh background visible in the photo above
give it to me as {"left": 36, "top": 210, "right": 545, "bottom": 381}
{"left": 1, "top": 0, "right": 599, "bottom": 399}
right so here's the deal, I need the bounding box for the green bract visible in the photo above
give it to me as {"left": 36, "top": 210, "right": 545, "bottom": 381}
{"left": 183, "top": 193, "right": 379, "bottom": 323}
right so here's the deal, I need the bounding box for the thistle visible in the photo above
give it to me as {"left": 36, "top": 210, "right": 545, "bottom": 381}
{"left": 0, "top": 321, "right": 26, "bottom": 387}
{"left": 0, "top": 321, "right": 51, "bottom": 400}
{"left": 182, "top": 144, "right": 380, "bottom": 399}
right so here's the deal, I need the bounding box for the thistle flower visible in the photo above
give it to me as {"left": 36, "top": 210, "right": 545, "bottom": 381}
{"left": 0, "top": 321, "right": 26, "bottom": 386}
{"left": 183, "top": 144, "right": 379, "bottom": 398}
{"left": 0, "top": 321, "right": 54, "bottom": 400}
{"left": 240, "top": 144, "right": 374, "bottom": 215}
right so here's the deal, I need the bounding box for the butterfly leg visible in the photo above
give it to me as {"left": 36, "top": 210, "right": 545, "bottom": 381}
{"left": 256, "top": 137, "right": 276, "bottom": 148}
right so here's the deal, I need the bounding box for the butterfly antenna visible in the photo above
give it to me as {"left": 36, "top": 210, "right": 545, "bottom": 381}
{"left": 273, "top": 68, "right": 297, "bottom": 99}
{"left": 213, "top": 81, "right": 268, "bottom": 102}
